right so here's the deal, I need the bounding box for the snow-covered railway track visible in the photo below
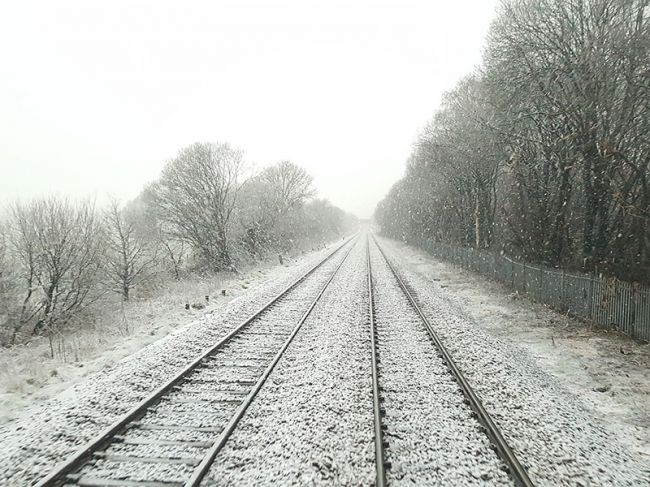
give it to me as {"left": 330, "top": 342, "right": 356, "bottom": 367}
{"left": 368, "top": 234, "right": 535, "bottom": 486}
{"left": 34, "top": 236, "right": 357, "bottom": 487}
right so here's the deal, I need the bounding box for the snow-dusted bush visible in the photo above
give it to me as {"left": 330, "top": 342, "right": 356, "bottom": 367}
{"left": 8, "top": 197, "right": 104, "bottom": 347}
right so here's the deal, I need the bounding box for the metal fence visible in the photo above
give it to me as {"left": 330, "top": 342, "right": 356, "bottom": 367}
{"left": 417, "top": 240, "right": 650, "bottom": 342}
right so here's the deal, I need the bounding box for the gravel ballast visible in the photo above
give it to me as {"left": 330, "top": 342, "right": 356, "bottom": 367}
{"left": 201, "top": 237, "right": 376, "bottom": 486}
{"left": 0, "top": 238, "right": 354, "bottom": 486}
{"left": 375, "top": 235, "right": 650, "bottom": 486}
{"left": 75, "top": 311, "right": 341, "bottom": 483}
{"left": 369, "top": 239, "right": 512, "bottom": 486}
{"left": 4, "top": 231, "right": 647, "bottom": 485}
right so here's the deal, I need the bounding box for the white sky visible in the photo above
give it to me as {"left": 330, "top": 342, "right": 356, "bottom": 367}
{"left": 0, "top": 0, "right": 499, "bottom": 218}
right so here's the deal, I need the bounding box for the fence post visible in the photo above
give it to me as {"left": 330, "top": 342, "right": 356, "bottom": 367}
{"left": 631, "top": 286, "right": 637, "bottom": 331}
{"left": 589, "top": 277, "right": 595, "bottom": 323}
{"left": 560, "top": 267, "right": 567, "bottom": 311}
{"left": 523, "top": 262, "right": 527, "bottom": 293}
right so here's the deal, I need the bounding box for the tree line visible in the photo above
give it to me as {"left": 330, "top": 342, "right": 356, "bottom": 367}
{"left": 0, "top": 142, "right": 357, "bottom": 346}
{"left": 376, "top": 0, "right": 650, "bottom": 282}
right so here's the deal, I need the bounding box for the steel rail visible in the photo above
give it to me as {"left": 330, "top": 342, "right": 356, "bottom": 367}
{"left": 370, "top": 234, "right": 535, "bottom": 487}
{"left": 366, "top": 237, "right": 388, "bottom": 487}
{"left": 35, "top": 234, "right": 358, "bottom": 487}
{"left": 185, "top": 236, "right": 357, "bottom": 485}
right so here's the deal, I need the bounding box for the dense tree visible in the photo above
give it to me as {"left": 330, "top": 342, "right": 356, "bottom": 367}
{"left": 416, "top": 76, "right": 502, "bottom": 248}
{"left": 487, "top": 0, "right": 650, "bottom": 270}
{"left": 377, "top": 0, "right": 650, "bottom": 281}
{"left": 301, "top": 199, "right": 355, "bottom": 245}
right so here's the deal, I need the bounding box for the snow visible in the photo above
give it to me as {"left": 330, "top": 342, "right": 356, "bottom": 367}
{"left": 369, "top": 239, "right": 511, "bottom": 485}
{"left": 0, "top": 241, "right": 349, "bottom": 486}
{"left": 377, "top": 235, "right": 650, "bottom": 485}
{"left": 74, "top": 268, "right": 344, "bottom": 485}
{"left": 0, "top": 260, "right": 285, "bottom": 424}
{"left": 2, "top": 232, "right": 649, "bottom": 485}
{"left": 201, "top": 236, "right": 376, "bottom": 486}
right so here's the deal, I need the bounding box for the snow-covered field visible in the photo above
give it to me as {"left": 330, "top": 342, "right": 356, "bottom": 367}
{"left": 1, "top": 231, "right": 648, "bottom": 486}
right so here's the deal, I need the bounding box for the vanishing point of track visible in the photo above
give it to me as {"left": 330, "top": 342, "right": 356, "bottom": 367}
{"left": 35, "top": 235, "right": 357, "bottom": 487}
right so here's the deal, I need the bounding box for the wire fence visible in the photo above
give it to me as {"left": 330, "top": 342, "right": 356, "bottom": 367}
{"left": 417, "top": 239, "right": 650, "bottom": 342}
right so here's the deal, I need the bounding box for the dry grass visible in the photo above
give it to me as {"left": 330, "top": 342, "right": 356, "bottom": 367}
{"left": 0, "top": 239, "right": 327, "bottom": 421}
{"left": 0, "top": 270, "right": 252, "bottom": 397}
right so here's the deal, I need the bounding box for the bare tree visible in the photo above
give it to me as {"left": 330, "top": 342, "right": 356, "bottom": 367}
{"left": 233, "top": 178, "right": 276, "bottom": 258}
{"left": 148, "top": 142, "right": 244, "bottom": 270}
{"left": 104, "top": 200, "right": 158, "bottom": 300}
{"left": 0, "top": 221, "right": 8, "bottom": 293}
{"left": 121, "top": 192, "right": 185, "bottom": 280}
{"left": 11, "top": 197, "right": 104, "bottom": 341}
{"left": 253, "top": 161, "right": 316, "bottom": 251}
{"left": 157, "top": 229, "right": 186, "bottom": 280}
{"left": 0, "top": 221, "right": 18, "bottom": 345}
{"left": 261, "top": 161, "right": 315, "bottom": 213}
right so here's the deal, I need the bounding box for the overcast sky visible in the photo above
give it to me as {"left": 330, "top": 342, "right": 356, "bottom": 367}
{"left": 0, "top": 0, "right": 499, "bottom": 218}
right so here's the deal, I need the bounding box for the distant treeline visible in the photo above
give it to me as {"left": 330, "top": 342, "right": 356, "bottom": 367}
{"left": 0, "top": 142, "right": 357, "bottom": 345}
{"left": 376, "top": 0, "right": 650, "bottom": 282}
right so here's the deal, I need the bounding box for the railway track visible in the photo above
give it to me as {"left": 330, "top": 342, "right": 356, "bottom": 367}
{"left": 367, "top": 238, "right": 387, "bottom": 487}
{"left": 34, "top": 236, "right": 357, "bottom": 487}
{"left": 367, "top": 234, "right": 535, "bottom": 486}
{"left": 34, "top": 232, "right": 536, "bottom": 486}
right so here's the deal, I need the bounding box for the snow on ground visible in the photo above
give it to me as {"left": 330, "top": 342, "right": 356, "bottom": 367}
{"left": 0, "top": 243, "right": 336, "bottom": 425}
{"left": 1, "top": 271, "right": 258, "bottom": 424}
{"left": 369, "top": 240, "right": 510, "bottom": 486}
{"left": 0, "top": 238, "right": 351, "bottom": 486}
{"left": 73, "top": 249, "right": 348, "bottom": 485}
{"left": 377, "top": 235, "right": 650, "bottom": 485}
{"left": 203, "top": 236, "right": 375, "bottom": 486}
{"left": 3, "top": 231, "right": 649, "bottom": 486}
